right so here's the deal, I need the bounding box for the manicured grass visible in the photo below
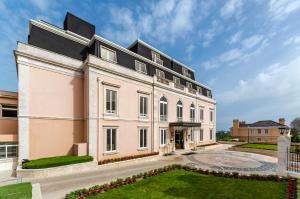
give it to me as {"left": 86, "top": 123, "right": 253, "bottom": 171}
{"left": 0, "top": 182, "right": 31, "bottom": 199}
{"left": 239, "top": 143, "right": 277, "bottom": 150}
{"left": 88, "top": 170, "right": 287, "bottom": 199}
{"left": 22, "top": 155, "right": 93, "bottom": 169}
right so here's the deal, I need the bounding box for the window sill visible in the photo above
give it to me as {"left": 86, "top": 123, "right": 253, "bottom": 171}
{"left": 138, "top": 147, "right": 148, "bottom": 151}
{"left": 101, "top": 57, "right": 117, "bottom": 64}
{"left": 104, "top": 151, "right": 118, "bottom": 155}
{"left": 103, "top": 113, "right": 119, "bottom": 120}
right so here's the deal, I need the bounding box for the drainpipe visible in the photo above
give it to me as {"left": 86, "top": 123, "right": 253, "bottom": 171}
{"left": 151, "top": 79, "right": 155, "bottom": 153}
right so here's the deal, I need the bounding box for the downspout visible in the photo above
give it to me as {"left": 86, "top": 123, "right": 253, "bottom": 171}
{"left": 151, "top": 79, "right": 155, "bottom": 152}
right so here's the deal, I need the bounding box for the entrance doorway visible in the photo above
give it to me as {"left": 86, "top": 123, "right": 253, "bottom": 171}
{"left": 175, "top": 130, "right": 184, "bottom": 149}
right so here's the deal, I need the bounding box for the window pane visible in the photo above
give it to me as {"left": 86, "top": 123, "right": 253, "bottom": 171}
{"left": 160, "top": 130, "right": 163, "bottom": 145}
{"left": 112, "top": 129, "right": 116, "bottom": 151}
{"left": 0, "top": 146, "right": 5, "bottom": 159}
{"left": 106, "top": 129, "right": 111, "bottom": 151}
{"left": 144, "top": 130, "right": 147, "bottom": 147}
{"left": 144, "top": 98, "right": 147, "bottom": 115}
{"left": 7, "top": 145, "right": 17, "bottom": 158}
{"left": 106, "top": 90, "right": 110, "bottom": 112}
{"left": 2, "top": 110, "right": 17, "bottom": 117}
{"left": 111, "top": 91, "right": 116, "bottom": 112}
{"left": 160, "top": 103, "right": 163, "bottom": 116}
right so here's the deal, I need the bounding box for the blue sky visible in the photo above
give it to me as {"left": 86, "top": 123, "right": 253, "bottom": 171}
{"left": 1, "top": 0, "right": 300, "bottom": 130}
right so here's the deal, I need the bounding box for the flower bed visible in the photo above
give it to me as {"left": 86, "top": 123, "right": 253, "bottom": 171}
{"left": 65, "top": 164, "right": 297, "bottom": 199}
{"left": 98, "top": 152, "right": 159, "bottom": 165}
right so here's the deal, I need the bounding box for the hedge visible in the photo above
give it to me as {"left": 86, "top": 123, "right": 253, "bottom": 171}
{"left": 22, "top": 155, "right": 93, "bottom": 169}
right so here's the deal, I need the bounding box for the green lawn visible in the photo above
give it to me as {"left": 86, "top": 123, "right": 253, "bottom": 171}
{"left": 22, "top": 155, "right": 93, "bottom": 169}
{"left": 88, "top": 170, "right": 287, "bottom": 199}
{"left": 0, "top": 182, "right": 32, "bottom": 199}
{"left": 239, "top": 143, "right": 277, "bottom": 150}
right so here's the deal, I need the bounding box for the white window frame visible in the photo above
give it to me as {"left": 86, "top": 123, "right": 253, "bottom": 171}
{"left": 265, "top": 129, "right": 269, "bottom": 134}
{"left": 100, "top": 46, "right": 117, "bottom": 63}
{"left": 199, "top": 107, "right": 204, "bottom": 121}
{"left": 207, "top": 90, "right": 211, "bottom": 97}
{"left": 173, "top": 76, "right": 180, "bottom": 85}
{"left": 0, "top": 143, "right": 18, "bottom": 159}
{"left": 190, "top": 128, "right": 194, "bottom": 143}
{"left": 176, "top": 101, "right": 183, "bottom": 121}
{"left": 104, "top": 128, "right": 118, "bottom": 153}
{"left": 138, "top": 128, "right": 147, "bottom": 149}
{"left": 156, "top": 69, "right": 165, "bottom": 79}
{"left": 197, "top": 86, "right": 203, "bottom": 94}
{"left": 186, "top": 82, "right": 192, "bottom": 89}
{"left": 190, "top": 104, "right": 195, "bottom": 122}
{"left": 160, "top": 128, "right": 167, "bottom": 146}
{"left": 182, "top": 67, "right": 191, "bottom": 78}
{"left": 200, "top": 128, "right": 204, "bottom": 142}
{"left": 105, "top": 88, "right": 118, "bottom": 115}
{"left": 139, "top": 95, "right": 148, "bottom": 118}
{"left": 160, "top": 97, "right": 168, "bottom": 121}
{"left": 135, "top": 60, "right": 147, "bottom": 74}
{"left": 152, "top": 51, "right": 163, "bottom": 65}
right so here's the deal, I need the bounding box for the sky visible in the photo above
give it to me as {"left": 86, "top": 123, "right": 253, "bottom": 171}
{"left": 0, "top": 0, "right": 300, "bottom": 130}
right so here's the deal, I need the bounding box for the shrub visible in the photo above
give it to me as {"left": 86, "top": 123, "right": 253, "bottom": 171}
{"left": 22, "top": 155, "right": 93, "bottom": 169}
{"left": 98, "top": 152, "right": 159, "bottom": 165}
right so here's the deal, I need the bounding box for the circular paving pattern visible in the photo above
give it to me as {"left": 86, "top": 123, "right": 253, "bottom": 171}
{"left": 185, "top": 151, "right": 277, "bottom": 173}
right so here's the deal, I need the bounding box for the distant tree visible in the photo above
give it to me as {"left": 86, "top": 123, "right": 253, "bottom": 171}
{"left": 291, "top": 118, "right": 300, "bottom": 142}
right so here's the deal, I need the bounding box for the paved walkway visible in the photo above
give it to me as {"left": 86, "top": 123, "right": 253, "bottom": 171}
{"left": 23, "top": 144, "right": 278, "bottom": 199}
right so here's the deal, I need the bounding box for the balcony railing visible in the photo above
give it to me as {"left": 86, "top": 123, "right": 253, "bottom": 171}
{"left": 0, "top": 144, "right": 18, "bottom": 159}
{"left": 188, "top": 88, "right": 197, "bottom": 94}
{"left": 153, "top": 58, "right": 163, "bottom": 65}
{"left": 157, "top": 77, "right": 170, "bottom": 85}
{"left": 160, "top": 115, "right": 168, "bottom": 121}
{"left": 174, "top": 83, "right": 184, "bottom": 90}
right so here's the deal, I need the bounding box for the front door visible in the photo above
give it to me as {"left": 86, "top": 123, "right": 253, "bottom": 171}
{"left": 175, "top": 131, "right": 184, "bottom": 149}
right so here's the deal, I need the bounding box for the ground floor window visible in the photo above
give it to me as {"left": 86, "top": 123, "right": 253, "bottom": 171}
{"left": 190, "top": 128, "right": 194, "bottom": 142}
{"left": 160, "top": 129, "right": 167, "bottom": 146}
{"left": 106, "top": 128, "right": 117, "bottom": 152}
{"left": 200, "top": 129, "right": 203, "bottom": 142}
{"left": 210, "top": 129, "right": 213, "bottom": 140}
{"left": 139, "top": 128, "right": 147, "bottom": 148}
{"left": 0, "top": 142, "right": 18, "bottom": 159}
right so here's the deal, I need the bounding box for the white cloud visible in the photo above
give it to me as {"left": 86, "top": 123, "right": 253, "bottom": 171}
{"left": 220, "top": 0, "right": 243, "bottom": 18}
{"left": 241, "top": 35, "right": 264, "bottom": 50}
{"left": 217, "top": 56, "right": 300, "bottom": 104}
{"left": 227, "top": 31, "right": 243, "bottom": 44}
{"left": 186, "top": 44, "right": 195, "bottom": 61}
{"left": 269, "top": 0, "right": 300, "bottom": 20}
{"left": 283, "top": 35, "right": 300, "bottom": 46}
{"left": 201, "top": 20, "right": 223, "bottom": 47}
{"left": 29, "top": 0, "right": 50, "bottom": 11}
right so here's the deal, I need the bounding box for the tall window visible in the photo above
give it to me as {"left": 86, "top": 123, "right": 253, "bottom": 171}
{"left": 210, "top": 110, "right": 213, "bottom": 122}
{"left": 258, "top": 129, "right": 261, "bottom": 134}
{"left": 210, "top": 129, "right": 213, "bottom": 140}
{"left": 106, "top": 89, "right": 117, "bottom": 114}
{"left": 199, "top": 108, "right": 204, "bottom": 121}
{"left": 1, "top": 105, "right": 17, "bottom": 118}
{"left": 176, "top": 100, "right": 183, "bottom": 121}
{"left": 160, "top": 129, "right": 167, "bottom": 146}
{"left": 173, "top": 76, "right": 180, "bottom": 85}
{"left": 186, "top": 82, "right": 192, "bottom": 89}
{"left": 139, "top": 96, "right": 148, "bottom": 117}
{"left": 190, "top": 104, "right": 195, "bottom": 122}
{"left": 135, "top": 60, "right": 147, "bottom": 74}
{"left": 152, "top": 51, "right": 163, "bottom": 65}
{"left": 156, "top": 69, "right": 165, "bottom": 79}
{"left": 139, "top": 128, "right": 147, "bottom": 148}
{"left": 190, "top": 128, "right": 194, "bottom": 142}
{"left": 106, "top": 128, "right": 117, "bottom": 152}
{"left": 265, "top": 129, "right": 269, "bottom": 134}
{"left": 101, "top": 46, "right": 117, "bottom": 62}
{"left": 207, "top": 90, "right": 212, "bottom": 97}
{"left": 182, "top": 67, "right": 191, "bottom": 78}
{"left": 160, "top": 96, "right": 168, "bottom": 121}
{"left": 197, "top": 86, "right": 203, "bottom": 94}
{"left": 200, "top": 129, "right": 204, "bottom": 142}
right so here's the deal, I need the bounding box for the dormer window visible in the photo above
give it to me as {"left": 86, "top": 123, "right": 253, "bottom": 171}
{"left": 182, "top": 67, "right": 191, "bottom": 78}
{"left": 186, "top": 82, "right": 192, "bottom": 89}
{"left": 197, "top": 86, "right": 203, "bottom": 94}
{"left": 156, "top": 69, "right": 165, "bottom": 79}
{"left": 152, "top": 51, "right": 163, "bottom": 65}
{"left": 135, "top": 60, "right": 147, "bottom": 74}
{"left": 173, "top": 76, "right": 180, "bottom": 85}
{"left": 207, "top": 90, "right": 211, "bottom": 97}
{"left": 101, "top": 46, "right": 117, "bottom": 62}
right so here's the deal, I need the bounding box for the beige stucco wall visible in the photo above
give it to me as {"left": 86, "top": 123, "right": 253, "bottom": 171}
{"left": 0, "top": 92, "right": 18, "bottom": 142}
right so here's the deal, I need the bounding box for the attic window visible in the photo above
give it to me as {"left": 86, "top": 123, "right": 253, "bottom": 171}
{"left": 173, "top": 76, "right": 180, "bottom": 84}
{"left": 186, "top": 82, "right": 192, "bottom": 89}
{"left": 182, "top": 67, "right": 191, "bottom": 78}
{"left": 101, "top": 46, "right": 117, "bottom": 62}
{"left": 135, "top": 60, "right": 147, "bottom": 74}
{"left": 152, "top": 51, "right": 163, "bottom": 65}
{"left": 197, "top": 86, "right": 203, "bottom": 94}
{"left": 156, "top": 69, "right": 165, "bottom": 78}
{"left": 1, "top": 105, "right": 17, "bottom": 118}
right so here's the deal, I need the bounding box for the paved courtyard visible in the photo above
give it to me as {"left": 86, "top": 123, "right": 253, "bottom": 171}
{"left": 16, "top": 144, "right": 278, "bottom": 199}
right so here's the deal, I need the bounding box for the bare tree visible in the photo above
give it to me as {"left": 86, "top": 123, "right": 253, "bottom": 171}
{"left": 291, "top": 118, "right": 300, "bottom": 130}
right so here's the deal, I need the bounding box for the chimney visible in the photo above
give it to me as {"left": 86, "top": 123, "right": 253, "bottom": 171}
{"left": 279, "top": 118, "right": 285, "bottom": 125}
{"left": 233, "top": 119, "right": 240, "bottom": 128}
{"left": 231, "top": 119, "right": 240, "bottom": 137}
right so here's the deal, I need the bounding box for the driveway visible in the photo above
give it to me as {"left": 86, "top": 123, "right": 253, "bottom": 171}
{"left": 29, "top": 144, "right": 278, "bottom": 199}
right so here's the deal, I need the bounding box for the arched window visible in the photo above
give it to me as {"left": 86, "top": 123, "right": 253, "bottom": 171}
{"left": 176, "top": 100, "right": 183, "bottom": 121}
{"left": 160, "top": 96, "right": 168, "bottom": 121}
{"left": 190, "top": 103, "right": 195, "bottom": 122}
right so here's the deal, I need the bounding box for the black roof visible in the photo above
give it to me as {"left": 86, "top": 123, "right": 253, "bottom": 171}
{"left": 240, "top": 120, "right": 288, "bottom": 128}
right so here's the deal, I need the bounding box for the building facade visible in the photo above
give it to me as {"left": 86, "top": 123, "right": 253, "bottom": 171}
{"left": 13, "top": 13, "right": 216, "bottom": 163}
{"left": 230, "top": 118, "right": 290, "bottom": 144}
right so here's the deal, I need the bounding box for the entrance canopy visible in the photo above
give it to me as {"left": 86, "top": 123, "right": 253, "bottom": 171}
{"left": 169, "top": 122, "right": 201, "bottom": 128}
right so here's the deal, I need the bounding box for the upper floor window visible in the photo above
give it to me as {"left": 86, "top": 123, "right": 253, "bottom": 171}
{"left": 105, "top": 89, "right": 117, "bottom": 114}
{"left": 210, "top": 110, "right": 213, "bottom": 122}
{"left": 139, "top": 96, "right": 148, "bottom": 117}
{"left": 1, "top": 105, "right": 17, "bottom": 118}
{"left": 200, "top": 128, "right": 204, "bottom": 141}
{"left": 176, "top": 100, "right": 183, "bottom": 121}
{"left": 135, "top": 60, "right": 147, "bottom": 74}
{"left": 265, "top": 129, "right": 269, "bottom": 134}
{"left": 182, "top": 67, "right": 191, "bottom": 78}
{"left": 156, "top": 69, "right": 165, "bottom": 79}
{"left": 101, "top": 46, "right": 117, "bottom": 62}
{"left": 152, "top": 51, "right": 163, "bottom": 65}
{"left": 190, "top": 104, "right": 195, "bottom": 122}
{"left": 173, "top": 76, "right": 180, "bottom": 85}
{"left": 186, "top": 82, "right": 193, "bottom": 89}
{"left": 258, "top": 129, "right": 261, "bottom": 134}
{"left": 207, "top": 90, "right": 212, "bottom": 97}
{"left": 199, "top": 108, "right": 204, "bottom": 121}
{"left": 160, "top": 96, "right": 168, "bottom": 121}
{"left": 197, "top": 87, "right": 203, "bottom": 94}
{"left": 139, "top": 128, "right": 147, "bottom": 148}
